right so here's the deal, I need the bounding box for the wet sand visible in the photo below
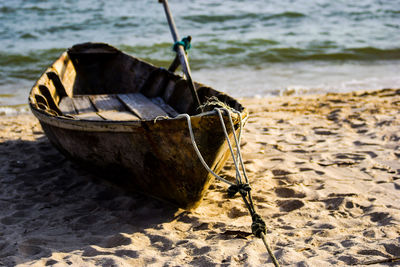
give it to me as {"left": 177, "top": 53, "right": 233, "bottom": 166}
{"left": 1, "top": 88, "right": 399, "bottom": 266}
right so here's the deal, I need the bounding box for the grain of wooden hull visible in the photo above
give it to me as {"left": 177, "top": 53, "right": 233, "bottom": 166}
{"left": 29, "top": 43, "right": 248, "bottom": 209}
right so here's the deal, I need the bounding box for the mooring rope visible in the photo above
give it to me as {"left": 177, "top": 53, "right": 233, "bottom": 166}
{"left": 173, "top": 36, "right": 192, "bottom": 52}
{"left": 175, "top": 113, "right": 235, "bottom": 187}
{"left": 176, "top": 108, "right": 280, "bottom": 267}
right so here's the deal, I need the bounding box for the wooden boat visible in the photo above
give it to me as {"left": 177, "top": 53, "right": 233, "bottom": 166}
{"left": 29, "top": 42, "right": 248, "bottom": 209}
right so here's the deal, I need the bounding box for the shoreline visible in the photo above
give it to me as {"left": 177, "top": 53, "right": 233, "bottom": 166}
{"left": 1, "top": 88, "right": 399, "bottom": 266}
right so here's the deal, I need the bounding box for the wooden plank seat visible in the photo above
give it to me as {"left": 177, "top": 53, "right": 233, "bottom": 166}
{"left": 58, "top": 93, "right": 178, "bottom": 121}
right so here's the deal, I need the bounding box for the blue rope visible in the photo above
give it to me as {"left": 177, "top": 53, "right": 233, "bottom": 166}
{"left": 173, "top": 36, "right": 191, "bottom": 52}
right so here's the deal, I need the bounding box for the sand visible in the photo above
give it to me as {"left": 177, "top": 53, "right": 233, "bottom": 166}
{"left": 0, "top": 88, "right": 399, "bottom": 266}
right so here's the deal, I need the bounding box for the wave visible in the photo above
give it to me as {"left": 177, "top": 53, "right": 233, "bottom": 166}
{"left": 2, "top": 45, "right": 399, "bottom": 82}
{"left": 249, "top": 47, "right": 400, "bottom": 63}
{"left": 183, "top": 11, "right": 305, "bottom": 24}
{"left": 0, "top": 6, "right": 14, "bottom": 14}
{"left": 189, "top": 43, "right": 400, "bottom": 67}
{"left": 0, "top": 48, "right": 65, "bottom": 81}
{"left": 268, "top": 11, "right": 305, "bottom": 19}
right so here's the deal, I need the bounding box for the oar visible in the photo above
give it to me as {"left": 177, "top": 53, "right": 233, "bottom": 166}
{"left": 158, "top": 0, "right": 203, "bottom": 113}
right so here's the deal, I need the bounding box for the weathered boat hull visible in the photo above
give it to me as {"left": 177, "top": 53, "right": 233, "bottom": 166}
{"left": 29, "top": 43, "right": 247, "bottom": 209}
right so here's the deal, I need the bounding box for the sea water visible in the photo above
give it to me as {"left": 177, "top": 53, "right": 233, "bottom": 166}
{"left": 0, "top": 0, "right": 399, "bottom": 113}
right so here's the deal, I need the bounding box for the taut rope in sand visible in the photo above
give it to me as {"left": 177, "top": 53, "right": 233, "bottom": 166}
{"left": 177, "top": 105, "right": 280, "bottom": 267}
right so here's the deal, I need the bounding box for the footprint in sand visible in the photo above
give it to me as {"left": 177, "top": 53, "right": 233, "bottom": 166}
{"left": 228, "top": 206, "right": 248, "bottom": 218}
{"left": 104, "top": 233, "right": 132, "bottom": 248}
{"left": 276, "top": 199, "right": 305, "bottom": 212}
{"left": 322, "top": 197, "right": 345, "bottom": 210}
{"left": 371, "top": 163, "right": 396, "bottom": 174}
{"left": 82, "top": 246, "right": 111, "bottom": 257}
{"left": 272, "top": 169, "right": 292, "bottom": 177}
{"left": 353, "top": 140, "right": 379, "bottom": 146}
{"left": 274, "top": 187, "right": 305, "bottom": 198}
{"left": 394, "top": 183, "right": 400, "bottom": 190}
{"left": 327, "top": 109, "right": 342, "bottom": 122}
{"left": 314, "top": 129, "right": 337, "bottom": 136}
{"left": 350, "top": 121, "right": 367, "bottom": 129}
{"left": 357, "top": 249, "right": 388, "bottom": 257}
{"left": 361, "top": 151, "right": 378, "bottom": 158}
{"left": 366, "top": 212, "right": 393, "bottom": 225}
{"left": 334, "top": 153, "right": 366, "bottom": 161}
{"left": 45, "top": 259, "right": 58, "bottom": 265}
{"left": 270, "top": 158, "right": 285, "bottom": 162}
{"left": 363, "top": 229, "right": 377, "bottom": 238}
{"left": 292, "top": 149, "right": 308, "bottom": 153}
{"left": 115, "top": 249, "right": 139, "bottom": 258}
{"left": 357, "top": 129, "right": 368, "bottom": 134}
{"left": 383, "top": 244, "right": 400, "bottom": 257}
{"left": 148, "top": 234, "right": 174, "bottom": 250}
{"left": 338, "top": 255, "right": 358, "bottom": 265}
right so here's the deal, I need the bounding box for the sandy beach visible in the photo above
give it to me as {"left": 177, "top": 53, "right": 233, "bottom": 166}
{"left": 0, "top": 88, "right": 399, "bottom": 266}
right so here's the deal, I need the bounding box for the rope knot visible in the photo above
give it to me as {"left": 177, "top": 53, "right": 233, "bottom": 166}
{"left": 173, "top": 36, "right": 192, "bottom": 52}
{"left": 251, "top": 213, "right": 266, "bottom": 238}
{"left": 227, "top": 183, "right": 251, "bottom": 197}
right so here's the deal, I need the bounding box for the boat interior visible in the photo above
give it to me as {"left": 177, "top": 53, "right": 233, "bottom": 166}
{"left": 30, "top": 43, "right": 244, "bottom": 121}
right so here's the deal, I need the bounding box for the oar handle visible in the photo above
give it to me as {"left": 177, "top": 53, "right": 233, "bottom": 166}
{"left": 158, "top": 0, "right": 203, "bottom": 112}
{"left": 158, "top": 0, "right": 180, "bottom": 42}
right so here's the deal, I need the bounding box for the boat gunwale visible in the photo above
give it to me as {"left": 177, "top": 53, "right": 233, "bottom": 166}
{"left": 30, "top": 103, "right": 248, "bottom": 132}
